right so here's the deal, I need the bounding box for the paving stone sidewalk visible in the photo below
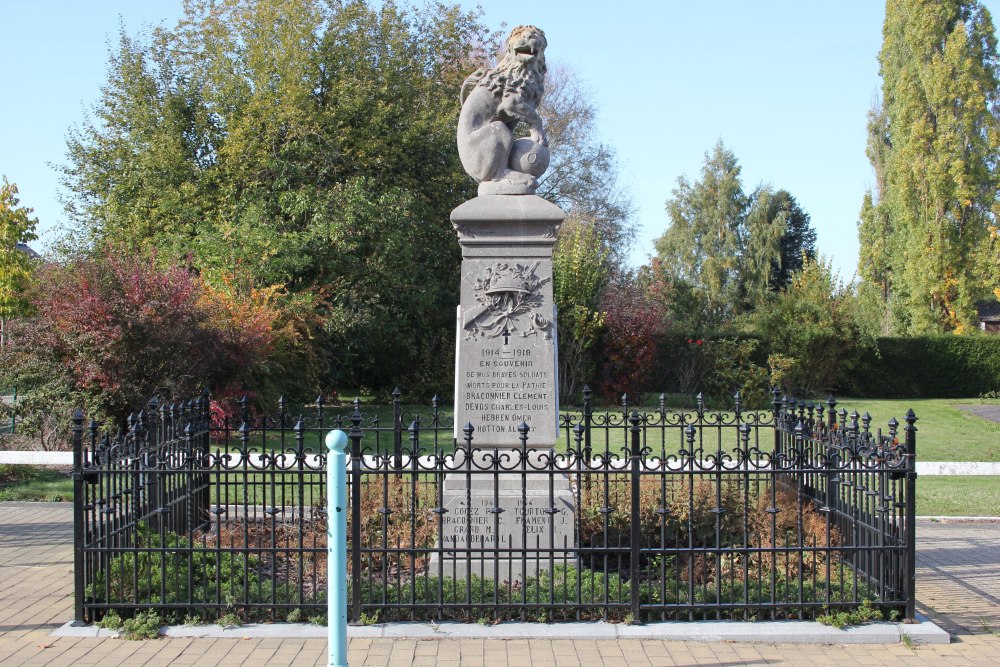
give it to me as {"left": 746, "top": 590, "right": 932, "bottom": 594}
{"left": 1, "top": 502, "right": 999, "bottom": 666}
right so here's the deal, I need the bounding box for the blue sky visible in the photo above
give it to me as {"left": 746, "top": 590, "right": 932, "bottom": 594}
{"left": 3, "top": 1, "right": 998, "bottom": 280}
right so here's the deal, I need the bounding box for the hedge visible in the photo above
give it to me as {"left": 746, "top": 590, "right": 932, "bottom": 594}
{"left": 626, "top": 333, "right": 1000, "bottom": 402}
{"left": 848, "top": 336, "right": 1000, "bottom": 398}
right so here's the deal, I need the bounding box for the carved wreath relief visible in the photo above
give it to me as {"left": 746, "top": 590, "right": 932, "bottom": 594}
{"left": 463, "top": 262, "right": 552, "bottom": 341}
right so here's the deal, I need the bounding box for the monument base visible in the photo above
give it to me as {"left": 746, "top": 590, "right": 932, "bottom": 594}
{"left": 428, "top": 470, "right": 575, "bottom": 582}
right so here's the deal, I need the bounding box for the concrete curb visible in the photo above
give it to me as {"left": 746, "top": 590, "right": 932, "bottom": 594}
{"left": 916, "top": 462, "right": 1000, "bottom": 475}
{"left": 918, "top": 515, "right": 1000, "bottom": 523}
{"left": 0, "top": 451, "right": 72, "bottom": 465}
{"left": 53, "top": 615, "right": 950, "bottom": 645}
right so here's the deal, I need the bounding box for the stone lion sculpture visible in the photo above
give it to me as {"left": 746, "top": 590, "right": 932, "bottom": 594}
{"left": 457, "top": 25, "right": 549, "bottom": 195}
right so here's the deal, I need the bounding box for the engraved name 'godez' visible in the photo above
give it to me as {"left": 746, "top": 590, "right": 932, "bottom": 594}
{"left": 463, "top": 262, "right": 552, "bottom": 341}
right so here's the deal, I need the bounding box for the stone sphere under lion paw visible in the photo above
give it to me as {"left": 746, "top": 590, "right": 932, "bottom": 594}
{"left": 508, "top": 139, "right": 550, "bottom": 178}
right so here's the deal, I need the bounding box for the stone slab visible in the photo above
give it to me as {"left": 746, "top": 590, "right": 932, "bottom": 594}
{"left": 916, "top": 461, "right": 1000, "bottom": 475}
{"left": 454, "top": 294, "right": 558, "bottom": 447}
{"left": 451, "top": 195, "right": 566, "bottom": 226}
{"left": 899, "top": 614, "right": 952, "bottom": 644}
{"left": 0, "top": 451, "right": 73, "bottom": 465}
{"left": 51, "top": 617, "right": 950, "bottom": 643}
{"left": 618, "top": 620, "right": 900, "bottom": 644}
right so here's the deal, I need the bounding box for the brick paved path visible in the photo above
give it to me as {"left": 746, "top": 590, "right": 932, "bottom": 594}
{"left": 1, "top": 503, "right": 999, "bottom": 666}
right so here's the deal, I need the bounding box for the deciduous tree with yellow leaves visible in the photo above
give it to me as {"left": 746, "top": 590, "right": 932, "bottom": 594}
{"left": 0, "top": 177, "right": 38, "bottom": 349}
{"left": 859, "top": 0, "right": 1000, "bottom": 333}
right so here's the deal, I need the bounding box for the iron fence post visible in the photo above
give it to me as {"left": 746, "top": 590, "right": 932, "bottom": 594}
{"left": 629, "top": 410, "right": 642, "bottom": 622}
{"left": 198, "top": 388, "right": 211, "bottom": 531}
{"left": 392, "top": 387, "right": 402, "bottom": 468}
{"left": 904, "top": 409, "right": 918, "bottom": 621}
{"left": 71, "top": 409, "right": 86, "bottom": 624}
{"left": 349, "top": 406, "right": 364, "bottom": 624}
{"left": 771, "top": 389, "right": 783, "bottom": 460}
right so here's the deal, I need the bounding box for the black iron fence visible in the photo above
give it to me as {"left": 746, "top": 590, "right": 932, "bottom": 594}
{"left": 72, "top": 388, "right": 916, "bottom": 624}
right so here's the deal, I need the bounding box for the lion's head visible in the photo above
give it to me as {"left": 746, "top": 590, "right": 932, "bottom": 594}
{"left": 504, "top": 25, "right": 547, "bottom": 74}
{"left": 463, "top": 25, "right": 546, "bottom": 106}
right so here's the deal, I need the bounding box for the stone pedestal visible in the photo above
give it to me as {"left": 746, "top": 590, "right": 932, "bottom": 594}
{"left": 451, "top": 195, "right": 564, "bottom": 447}
{"left": 429, "top": 456, "right": 575, "bottom": 581}
{"left": 431, "top": 194, "right": 573, "bottom": 582}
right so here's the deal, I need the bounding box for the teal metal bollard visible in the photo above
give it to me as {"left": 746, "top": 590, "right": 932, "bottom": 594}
{"left": 326, "top": 430, "right": 349, "bottom": 667}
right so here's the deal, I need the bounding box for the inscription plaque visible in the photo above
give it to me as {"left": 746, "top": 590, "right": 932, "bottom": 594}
{"left": 429, "top": 471, "right": 575, "bottom": 580}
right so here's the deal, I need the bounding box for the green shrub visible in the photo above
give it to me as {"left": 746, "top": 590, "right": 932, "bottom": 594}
{"left": 95, "top": 609, "right": 162, "bottom": 640}
{"left": 217, "top": 612, "right": 242, "bottom": 628}
{"left": 356, "top": 563, "right": 876, "bottom": 623}
{"left": 96, "top": 610, "right": 123, "bottom": 632}
{"left": 121, "top": 610, "right": 163, "bottom": 640}
{"left": 646, "top": 333, "right": 770, "bottom": 408}
{"left": 817, "top": 599, "right": 885, "bottom": 629}
{"left": 626, "top": 331, "right": 1000, "bottom": 401}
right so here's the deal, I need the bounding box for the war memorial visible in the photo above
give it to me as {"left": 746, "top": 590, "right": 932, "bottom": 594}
{"left": 68, "top": 26, "right": 917, "bottom": 632}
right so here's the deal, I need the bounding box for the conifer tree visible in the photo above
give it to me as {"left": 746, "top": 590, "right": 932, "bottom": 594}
{"left": 653, "top": 141, "right": 786, "bottom": 330}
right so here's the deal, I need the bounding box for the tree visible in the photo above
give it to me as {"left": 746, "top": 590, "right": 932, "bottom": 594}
{"left": 768, "top": 190, "right": 817, "bottom": 290}
{"left": 596, "top": 272, "right": 663, "bottom": 399}
{"left": 0, "top": 177, "right": 38, "bottom": 349}
{"left": 861, "top": 0, "right": 1000, "bottom": 333}
{"left": 0, "top": 250, "right": 314, "bottom": 431}
{"left": 552, "top": 220, "right": 608, "bottom": 400}
{"left": 537, "top": 64, "right": 635, "bottom": 261}
{"left": 752, "top": 256, "right": 868, "bottom": 395}
{"left": 857, "top": 186, "right": 897, "bottom": 335}
{"left": 60, "top": 0, "right": 496, "bottom": 390}
{"left": 652, "top": 141, "right": 786, "bottom": 330}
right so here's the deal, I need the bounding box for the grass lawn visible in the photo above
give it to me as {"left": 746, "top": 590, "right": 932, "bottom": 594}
{"left": 917, "top": 476, "right": 1000, "bottom": 516}
{"left": 834, "top": 398, "right": 1000, "bottom": 462}
{"left": 0, "top": 465, "right": 72, "bottom": 501}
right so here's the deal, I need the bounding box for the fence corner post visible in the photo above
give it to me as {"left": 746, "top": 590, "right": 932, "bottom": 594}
{"left": 326, "top": 429, "right": 350, "bottom": 667}
{"left": 71, "top": 409, "right": 86, "bottom": 624}
{"left": 904, "top": 409, "right": 918, "bottom": 622}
